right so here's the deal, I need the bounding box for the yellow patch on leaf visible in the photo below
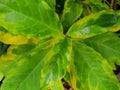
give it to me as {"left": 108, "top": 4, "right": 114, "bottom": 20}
{"left": 0, "top": 31, "right": 40, "bottom": 45}
{"left": 0, "top": 31, "right": 28, "bottom": 45}
{"left": 109, "top": 27, "right": 120, "bottom": 32}
{"left": 28, "top": 38, "right": 39, "bottom": 44}
{"left": 48, "top": 78, "right": 64, "bottom": 90}
{"left": 71, "top": 76, "right": 78, "bottom": 90}
{"left": 0, "top": 72, "right": 4, "bottom": 81}
{"left": 0, "top": 45, "right": 17, "bottom": 61}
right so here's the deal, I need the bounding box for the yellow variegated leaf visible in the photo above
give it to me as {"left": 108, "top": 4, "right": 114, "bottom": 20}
{"left": 49, "top": 78, "right": 64, "bottom": 90}
{"left": 0, "top": 0, "right": 120, "bottom": 90}
{"left": 0, "top": 31, "right": 28, "bottom": 45}
{"left": 0, "top": 31, "right": 39, "bottom": 45}
{"left": 0, "top": 72, "right": 4, "bottom": 81}
{"left": 108, "top": 11, "right": 120, "bottom": 32}
{"left": 0, "top": 45, "right": 17, "bottom": 61}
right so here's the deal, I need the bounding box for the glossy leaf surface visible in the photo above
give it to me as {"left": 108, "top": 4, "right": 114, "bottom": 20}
{"left": 0, "top": 0, "right": 62, "bottom": 39}
{"left": 67, "top": 11, "right": 118, "bottom": 38}
{"left": 1, "top": 37, "right": 72, "bottom": 90}
{"left": 72, "top": 41, "right": 120, "bottom": 90}
{"left": 0, "top": 0, "right": 120, "bottom": 90}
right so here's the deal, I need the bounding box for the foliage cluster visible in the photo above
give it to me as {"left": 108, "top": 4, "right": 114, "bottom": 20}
{"left": 0, "top": 0, "right": 120, "bottom": 90}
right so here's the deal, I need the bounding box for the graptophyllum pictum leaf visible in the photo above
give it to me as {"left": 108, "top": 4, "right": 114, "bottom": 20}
{"left": 88, "top": 0, "right": 110, "bottom": 12}
{"left": 108, "top": 11, "right": 120, "bottom": 32}
{"left": 85, "top": 32, "right": 120, "bottom": 67}
{"left": 0, "top": 0, "right": 120, "bottom": 90}
{"left": 61, "top": 0, "right": 83, "bottom": 30}
{"left": 0, "top": 0, "right": 62, "bottom": 39}
{"left": 1, "top": 37, "right": 72, "bottom": 90}
{"left": 67, "top": 11, "right": 118, "bottom": 39}
{"left": 71, "top": 41, "right": 120, "bottom": 90}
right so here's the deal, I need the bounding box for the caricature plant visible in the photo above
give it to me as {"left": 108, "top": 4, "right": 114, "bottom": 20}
{"left": 0, "top": 0, "right": 120, "bottom": 90}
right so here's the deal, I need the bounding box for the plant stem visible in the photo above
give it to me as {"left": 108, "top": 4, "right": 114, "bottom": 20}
{"left": 110, "top": 0, "right": 117, "bottom": 9}
{"left": 104, "top": 0, "right": 111, "bottom": 6}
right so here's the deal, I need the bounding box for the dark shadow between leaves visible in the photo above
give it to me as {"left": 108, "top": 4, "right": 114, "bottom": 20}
{"left": 113, "top": 64, "right": 120, "bottom": 82}
{"left": 0, "top": 76, "right": 5, "bottom": 86}
{"left": 115, "top": 30, "right": 120, "bottom": 37}
{"left": 0, "top": 42, "right": 10, "bottom": 56}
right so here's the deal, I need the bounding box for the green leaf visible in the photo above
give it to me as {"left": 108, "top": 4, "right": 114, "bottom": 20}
{"left": 48, "top": 78, "right": 64, "bottom": 90}
{"left": 85, "top": 32, "right": 120, "bottom": 68}
{"left": 0, "top": 44, "right": 9, "bottom": 56}
{"left": 0, "top": 43, "right": 37, "bottom": 77}
{"left": 40, "top": 37, "right": 72, "bottom": 90}
{"left": 89, "top": 0, "right": 102, "bottom": 3}
{"left": 0, "top": 1, "right": 120, "bottom": 90}
{"left": 1, "top": 37, "right": 72, "bottom": 90}
{"left": 0, "top": 72, "right": 4, "bottom": 81}
{"left": 67, "top": 11, "right": 118, "bottom": 39}
{"left": 61, "top": 0, "right": 83, "bottom": 31}
{"left": 44, "top": 0, "right": 56, "bottom": 11}
{"left": 12, "top": 44, "right": 36, "bottom": 55}
{"left": 0, "top": 0, "right": 62, "bottom": 39}
{"left": 0, "top": 45, "right": 19, "bottom": 75}
{"left": 71, "top": 41, "right": 120, "bottom": 90}
{"left": 1, "top": 41, "right": 52, "bottom": 90}
{"left": 108, "top": 11, "right": 120, "bottom": 32}
{"left": 89, "top": 3, "right": 109, "bottom": 13}
{"left": 82, "top": 0, "right": 109, "bottom": 16}
{"left": 88, "top": 0, "right": 109, "bottom": 12}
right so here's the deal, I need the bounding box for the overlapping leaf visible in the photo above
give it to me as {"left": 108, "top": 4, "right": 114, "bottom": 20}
{"left": 61, "top": 0, "right": 83, "bottom": 31}
{"left": 62, "top": 31, "right": 120, "bottom": 90}
{"left": 67, "top": 11, "right": 118, "bottom": 39}
{"left": 0, "top": 0, "right": 62, "bottom": 39}
{"left": 0, "top": 42, "right": 38, "bottom": 75}
{"left": 88, "top": 0, "right": 109, "bottom": 12}
{"left": 44, "top": 0, "right": 56, "bottom": 10}
{"left": 40, "top": 38, "right": 72, "bottom": 90}
{"left": 1, "top": 37, "right": 72, "bottom": 90}
{"left": 63, "top": 9, "right": 120, "bottom": 90}
{"left": 1, "top": 43, "right": 49, "bottom": 90}
{"left": 0, "top": 73, "right": 3, "bottom": 81}
{"left": 0, "top": 0, "right": 120, "bottom": 90}
{"left": 81, "top": 0, "right": 109, "bottom": 16}
{"left": 108, "top": 11, "right": 120, "bottom": 32}
{"left": 67, "top": 40, "right": 120, "bottom": 90}
{"left": 85, "top": 32, "right": 120, "bottom": 68}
